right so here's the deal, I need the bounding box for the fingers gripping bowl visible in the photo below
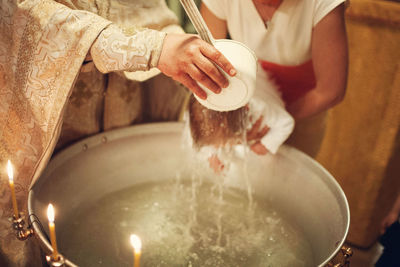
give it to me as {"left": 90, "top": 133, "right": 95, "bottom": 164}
{"left": 195, "top": 39, "right": 257, "bottom": 111}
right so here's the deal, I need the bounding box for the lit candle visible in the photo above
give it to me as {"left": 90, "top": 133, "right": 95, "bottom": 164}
{"left": 7, "top": 160, "right": 19, "bottom": 218}
{"left": 47, "top": 204, "right": 59, "bottom": 260}
{"left": 130, "top": 234, "right": 142, "bottom": 267}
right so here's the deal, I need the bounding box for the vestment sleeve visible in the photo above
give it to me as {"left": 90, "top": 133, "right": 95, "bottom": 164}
{"left": 0, "top": 0, "right": 111, "bottom": 265}
{"left": 202, "top": 0, "right": 228, "bottom": 20}
{"left": 90, "top": 24, "right": 166, "bottom": 73}
{"left": 313, "top": 0, "right": 346, "bottom": 26}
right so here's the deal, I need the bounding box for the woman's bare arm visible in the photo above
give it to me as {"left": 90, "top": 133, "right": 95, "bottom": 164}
{"left": 200, "top": 3, "right": 228, "bottom": 39}
{"left": 286, "top": 4, "right": 348, "bottom": 119}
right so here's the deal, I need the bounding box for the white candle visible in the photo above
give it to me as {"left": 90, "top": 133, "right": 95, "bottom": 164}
{"left": 7, "top": 160, "right": 19, "bottom": 218}
{"left": 130, "top": 234, "right": 142, "bottom": 267}
{"left": 47, "top": 204, "right": 59, "bottom": 260}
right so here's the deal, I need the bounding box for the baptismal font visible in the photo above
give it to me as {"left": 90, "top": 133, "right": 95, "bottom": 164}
{"left": 7, "top": 119, "right": 352, "bottom": 266}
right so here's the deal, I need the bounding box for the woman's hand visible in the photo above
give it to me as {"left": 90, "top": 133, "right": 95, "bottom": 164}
{"left": 380, "top": 194, "right": 400, "bottom": 234}
{"left": 381, "top": 211, "right": 399, "bottom": 235}
{"left": 247, "top": 116, "right": 269, "bottom": 155}
{"left": 157, "top": 33, "right": 236, "bottom": 100}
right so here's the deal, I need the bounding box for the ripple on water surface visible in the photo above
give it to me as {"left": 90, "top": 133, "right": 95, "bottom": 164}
{"left": 59, "top": 179, "right": 314, "bottom": 267}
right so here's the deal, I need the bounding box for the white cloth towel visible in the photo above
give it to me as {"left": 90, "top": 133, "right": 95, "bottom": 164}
{"left": 247, "top": 63, "right": 295, "bottom": 154}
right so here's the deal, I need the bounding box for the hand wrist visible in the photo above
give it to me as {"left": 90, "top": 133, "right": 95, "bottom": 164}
{"left": 151, "top": 32, "right": 167, "bottom": 69}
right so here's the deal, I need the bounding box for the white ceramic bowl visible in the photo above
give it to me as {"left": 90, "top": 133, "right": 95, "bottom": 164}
{"left": 194, "top": 39, "right": 257, "bottom": 111}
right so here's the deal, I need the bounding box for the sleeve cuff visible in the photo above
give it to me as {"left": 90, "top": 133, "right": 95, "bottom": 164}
{"left": 313, "top": 0, "right": 346, "bottom": 27}
{"left": 91, "top": 24, "right": 166, "bottom": 73}
{"left": 260, "top": 117, "right": 294, "bottom": 154}
{"left": 124, "top": 25, "right": 183, "bottom": 82}
{"left": 149, "top": 31, "right": 167, "bottom": 68}
{"left": 249, "top": 95, "right": 295, "bottom": 154}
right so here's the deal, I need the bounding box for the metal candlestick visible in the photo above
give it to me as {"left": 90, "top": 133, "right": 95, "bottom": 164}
{"left": 327, "top": 245, "right": 353, "bottom": 267}
{"left": 46, "top": 254, "right": 66, "bottom": 267}
{"left": 11, "top": 212, "right": 66, "bottom": 266}
{"left": 11, "top": 213, "right": 34, "bottom": 241}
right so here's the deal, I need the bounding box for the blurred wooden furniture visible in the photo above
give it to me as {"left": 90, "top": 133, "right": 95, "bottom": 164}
{"left": 317, "top": 0, "right": 400, "bottom": 248}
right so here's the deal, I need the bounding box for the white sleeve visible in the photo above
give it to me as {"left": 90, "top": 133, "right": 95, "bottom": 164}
{"left": 249, "top": 96, "right": 294, "bottom": 154}
{"left": 248, "top": 70, "right": 295, "bottom": 154}
{"left": 202, "top": 0, "right": 228, "bottom": 20}
{"left": 313, "top": 0, "right": 346, "bottom": 26}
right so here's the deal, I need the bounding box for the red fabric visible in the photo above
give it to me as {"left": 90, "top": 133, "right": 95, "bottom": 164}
{"left": 260, "top": 59, "right": 316, "bottom": 105}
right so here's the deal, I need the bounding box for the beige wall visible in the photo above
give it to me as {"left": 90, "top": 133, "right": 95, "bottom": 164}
{"left": 316, "top": 0, "right": 400, "bottom": 248}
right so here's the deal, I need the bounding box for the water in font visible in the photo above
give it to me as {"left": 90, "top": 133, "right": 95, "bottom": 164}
{"left": 59, "top": 178, "right": 313, "bottom": 266}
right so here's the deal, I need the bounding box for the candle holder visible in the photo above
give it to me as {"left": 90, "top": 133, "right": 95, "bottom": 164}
{"left": 46, "top": 254, "right": 66, "bottom": 267}
{"left": 326, "top": 245, "right": 353, "bottom": 267}
{"left": 11, "top": 212, "right": 34, "bottom": 241}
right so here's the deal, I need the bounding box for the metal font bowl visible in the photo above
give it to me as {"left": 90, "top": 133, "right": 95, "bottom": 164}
{"left": 28, "top": 122, "right": 349, "bottom": 266}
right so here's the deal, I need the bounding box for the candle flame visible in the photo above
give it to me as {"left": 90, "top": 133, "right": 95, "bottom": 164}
{"left": 47, "top": 204, "right": 55, "bottom": 223}
{"left": 130, "top": 234, "right": 142, "bottom": 252}
{"left": 7, "top": 160, "right": 13, "bottom": 183}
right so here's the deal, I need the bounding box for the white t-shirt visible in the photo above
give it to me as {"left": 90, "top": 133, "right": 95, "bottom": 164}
{"left": 202, "top": 0, "right": 346, "bottom": 65}
{"left": 201, "top": 0, "right": 344, "bottom": 154}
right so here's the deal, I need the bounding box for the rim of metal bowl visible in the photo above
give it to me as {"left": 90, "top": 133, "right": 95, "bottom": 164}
{"left": 28, "top": 122, "right": 350, "bottom": 267}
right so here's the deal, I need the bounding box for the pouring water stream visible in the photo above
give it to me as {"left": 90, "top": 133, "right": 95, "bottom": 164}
{"left": 180, "top": 0, "right": 255, "bottom": 214}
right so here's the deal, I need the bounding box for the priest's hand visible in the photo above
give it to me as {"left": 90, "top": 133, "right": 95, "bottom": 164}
{"left": 158, "top": 33, "right": 236, "bottom": 100}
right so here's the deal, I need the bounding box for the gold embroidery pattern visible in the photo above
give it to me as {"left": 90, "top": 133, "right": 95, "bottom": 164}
{"left": 90, "top": 24, "right": 166, "bottom": 73}
{"left": 0, "top": 1, "right": 110, "bottom": 264}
